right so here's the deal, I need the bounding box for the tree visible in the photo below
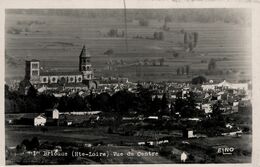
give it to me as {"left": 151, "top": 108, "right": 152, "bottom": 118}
{"left": 27, "top": 85, "right": 37, "bottom": 97}
{"left": 181, "top": 66, "right": 185, "bottom": 75}
{"left": 158, "top": 32, "right": 164, "bottom": 40}
{"left": 21, "top": 139, "right": 30, "bottom": 150}
{"left": 176, "top": 68, "right": 180, "bottom": 75}
{"left": 111, "top": 90, "right": 134, "bottom": 113}
{"left": 5, "top": 84, "right": 10, "bottom": 98}
{"left": 107, "top": 127, "right": 114, "bottom": 134}
{"left": 161, "top": 93, "right": 169, "bottom": 114}
{"left": 212, "top": 100, "right": 224, "bottom": 117}
{"left": 164, "top": 15, "right": 172, "bottom": 23}
{"left": 133, "top": 84, "right": 153, "bottom": 115}
{"left": 208, "top": 58, "right": 217, "bottom": 71}
{"left": 58, "top": 96, "right": 69, "bottom": 112}
{"left": 143, "top": 59, "right": 149, "bottom": 66}
{"left": 173, "top": 52, "right": 179, "bottom": 58}
{"left": 151, "top": 95, "right": 161, "bottom": 114}
{"left": 153, "top": 32, "right": 159, "bottom": 40}
{"left": 152, "top": 59, "right": 156, "bottom": 66}
{"left": 107, "top": 29, "right": 118, "bottom": 37}
{"left": 104, "top": 49, "right": 114, "bottom": 56}
{"left": 184, "top": 32, "right": 188, "bottom": 44}
{"left": 159, "top": 58, "right": 165, "bottom": 66}
{"left": 92, "top": 92, "right": 111, "bottom": 112}
{"left": 193, "top": 32, "right": 199, "bottom": 47}
{"left": 38, "top": 94, "right": 58, "bottom": 112}
{"left": 191, "top": 76, "right": 207, "bottom": 84}
{"left": 174, "top": 92, "right": 198, "bottom": 118}
{"left": 185, "top": 65, "right": 190, "bottom": 75}
{"left": 30, "top": 137, "right": 40, "bottom": 150}
{"left": 139, "top": 19, "right": 149, "bottom": 26}
{"left": 188, "top": 42, "right": 194, "bottom": 51}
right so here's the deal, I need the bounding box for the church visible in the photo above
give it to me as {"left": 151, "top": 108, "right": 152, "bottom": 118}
{"left": 20, "top": 45, "right": 98, "bottom": 93}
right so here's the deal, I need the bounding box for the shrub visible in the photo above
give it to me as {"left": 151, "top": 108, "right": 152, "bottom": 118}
{"left": 139, "top": 19, "right": 149, "bottom": 26}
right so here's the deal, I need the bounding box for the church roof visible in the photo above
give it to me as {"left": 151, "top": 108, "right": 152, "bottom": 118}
{"left": 38, "top": 82, "right": 88, "bottom": 88}
{"left": 79, "top": 45, "right": 91, "bottom": 58}
{"left": 41, "top": 71, "right": 82, "bottom": 76}
{"left": 27, "top": 59, "right": 40, "bottom": 62}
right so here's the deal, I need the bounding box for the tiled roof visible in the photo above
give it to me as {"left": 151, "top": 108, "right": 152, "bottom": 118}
{"left": 40, "top": 71, "right": 82, "bottom": 76}
{"left": 38, "top": 82, "right": 88, "bottom": 88}
{"left": 79, "top": 45, "right": 91, "bottom": 58}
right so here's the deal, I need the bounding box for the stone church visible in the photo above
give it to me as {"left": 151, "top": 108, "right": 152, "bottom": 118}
{"left": 20, "top": 45, "right": 98, "bottom": 93}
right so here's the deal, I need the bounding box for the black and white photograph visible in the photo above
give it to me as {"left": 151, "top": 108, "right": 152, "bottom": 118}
{"left": 3, "top": 2, "right": 256, "bottom": 165}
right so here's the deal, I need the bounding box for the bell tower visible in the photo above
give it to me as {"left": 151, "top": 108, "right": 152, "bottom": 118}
{"left": 79, "top": 45, "right": 94, "bottom": 84}
{"left": 25, "top": 59, "right": 40, "bottom": 84}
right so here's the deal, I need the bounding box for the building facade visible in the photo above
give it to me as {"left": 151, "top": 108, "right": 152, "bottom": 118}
{"left": 23, "top": 45, "right": 98, "bottom": 91}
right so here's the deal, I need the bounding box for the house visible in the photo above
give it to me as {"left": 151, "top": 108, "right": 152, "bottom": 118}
{"left": 63, "top": 111, "right": 102, "bottom": 116}
{"left": 183, "top": 129, "right": 194, "bottom": 138}
{"left": 147, "top": 116, "right": 158, "bottom": 120}
{"left": 202, "top": 80, "right": 249, "bottom": 91}
{"left": 221, "top": 130, "right": 242, "bottom": 136}
{"left": 45, "top": 108, "right": 59, "bottom": 119}
{"left": 201, "top": 103, "right": 212, "bottom": 113}
{"left": 233, "top": 101, "right": 239, "bottom": 106}
{"left": 181, "top": 152, "right": 188, "bottom": 163}
{"left": 34, "top": 114, "right": 47, "bottom": 126}
{"left": 138, "top": 142, "right": 145, "bottom": 146}
{"left": 53, "top": 109, "right": 59, "bottom": 119}
{"left": 225, "top": 123, "right": 233, "bottom": 129}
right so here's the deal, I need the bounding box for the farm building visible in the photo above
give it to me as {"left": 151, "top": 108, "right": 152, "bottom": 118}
{"left": 34, "top": 114, "right": 47, "bottom": 126}
{"left": 20, "top": 45, "right": 98, "bottom": 93}
{"left": 45, "top": 108, "right": 59, "bottom": 119}
{"left": 182, "top": 129, "right": 194, "bottom": 138}
{"left": 52, "top": 109, "right": 59, "bottom": 119}
{"left": 201, "top": 103, "right": 212, "bottom": 113}
{"left": 202, "top": 80, "right": 249, "bottom": 91}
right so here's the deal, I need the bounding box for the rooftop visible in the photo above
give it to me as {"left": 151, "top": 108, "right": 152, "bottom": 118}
{"left": 38, "top": 82, "right": 88, "bottom": 88}
{"left": 79, "top": 45, "right": 91, "bottom": 58}
{"left": 41, "top": 71, "right": 82, "bottom": 76}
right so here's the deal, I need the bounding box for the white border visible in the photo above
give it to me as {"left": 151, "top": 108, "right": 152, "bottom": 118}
{"left": 1, "top": 0, "right": 260, "bottom": 167}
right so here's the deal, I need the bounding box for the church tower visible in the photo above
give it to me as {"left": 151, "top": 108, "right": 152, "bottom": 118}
{"left": 79, "top": 45, "right": 94, "bottom": 85}
{"left": 25, "top": 59, "right": 40, "bottom": 84}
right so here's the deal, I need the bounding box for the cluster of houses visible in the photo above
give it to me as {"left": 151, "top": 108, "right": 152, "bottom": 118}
{"left": 6, "top": 108, "right": 102, "bottom": 127}
{"left": 7, "top": 79, "right": 251, "bottom": 139}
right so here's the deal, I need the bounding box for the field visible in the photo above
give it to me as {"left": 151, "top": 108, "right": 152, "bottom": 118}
{"left": 5, "top": 125, "right": 251, "bottom": 164}
{"left": 5, "top": 10, "right": 251, "bottom": 82}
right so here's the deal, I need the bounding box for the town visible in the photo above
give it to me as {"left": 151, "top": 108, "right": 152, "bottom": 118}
{"left": 5, "top": 8, "right": 252, "bottom": 165}
{"left": 5, "top": 51, "right": 252, "bottom": 164}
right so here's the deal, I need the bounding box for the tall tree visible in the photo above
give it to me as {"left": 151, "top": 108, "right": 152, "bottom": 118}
{"left": 193, "top": 32, "right": 199, "bottom": 47}
{"left": 191, "top": 76, "right": 207, "bottom": 84}
{"left": 161, "top": 93, "right": 168, "bottom": 114}
{"left": 159, "top": 58, "right": 165, "bottom": 66}
{"left": 177, "top": 68, "right": 180, "bottom": 75}
{"left": 158, "top": 32, "right": 164, "bottom": 40}
{"left": 208, "top": 58, "right": 216, "bottom": 71}
{"left": 151, "top": 95, "right": 161, "bottom": 114}
{"left": 181, "top": 66, "right": 185, "bottom": 75}
{"left": 186, "top": 65, "right": 190, "bottom": 75}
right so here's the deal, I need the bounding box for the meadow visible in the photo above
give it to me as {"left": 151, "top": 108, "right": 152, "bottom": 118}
{"left": 5, "top": 10, "right": 251, "bottom": 82}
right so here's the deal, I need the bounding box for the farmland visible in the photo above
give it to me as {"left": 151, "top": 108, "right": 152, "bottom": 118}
{"left": 5, "top": 9, "right": 251, "bottom": 82}
{"left": 5, "top": 125, "right": 251, "bottom": 164}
